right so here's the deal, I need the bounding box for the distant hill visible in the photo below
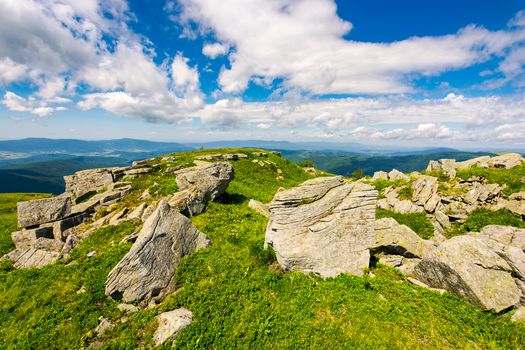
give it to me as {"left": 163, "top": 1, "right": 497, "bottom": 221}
{"left": 282, "top": 150, "right": 499, "bottom": 176}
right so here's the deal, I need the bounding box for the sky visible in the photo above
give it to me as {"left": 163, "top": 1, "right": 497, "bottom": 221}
{"left": 1, "top": 0, "right": 525, "bottom": 148}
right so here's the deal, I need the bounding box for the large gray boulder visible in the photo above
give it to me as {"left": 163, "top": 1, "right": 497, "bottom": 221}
{"left": 17, "top": 195, "right": 72, "bottom": 228}
{"left": 488, "top": 153, "right": 523, "bottom": 169}
{"left": 265, "top": 176, "right": 377, "bottom": 277}
{"left": 412, "top": 235, "right": 521, "bottom": 312}
{"left": 169, "top": 162, "right": 234, "bottom": 216}
{"left": 105, "top": 201, "right": 210, "bottom": 302}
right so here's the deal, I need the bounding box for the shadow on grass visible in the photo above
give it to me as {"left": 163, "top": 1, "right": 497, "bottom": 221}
{"left": 217, "top": 192, "right": 248, "bottom": 205}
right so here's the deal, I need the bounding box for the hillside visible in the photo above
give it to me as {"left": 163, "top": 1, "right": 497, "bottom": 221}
{"left": 1, "top": 149, "right": 524, "bottom": 349}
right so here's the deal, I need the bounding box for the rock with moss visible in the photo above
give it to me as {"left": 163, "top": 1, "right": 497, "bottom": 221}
{"left": 412, "top": 235, "right": 521, "bottom": 312}
{"left": 105, "top": 201, "right": 210, "bottom": 302}
{"left": 265, "top": 176, "right": 377, "bottom": 277}
{"left": 372, "top": 218, "right": 433, "bottom": 259}
{"left": 411, "top": 175, "right": 440, "bottom": 213}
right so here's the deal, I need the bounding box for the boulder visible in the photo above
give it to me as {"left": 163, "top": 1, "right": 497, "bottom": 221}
{"left": 248, "top": 199, "right": 269, "bottom": 217}
{"left": 105, "top": 201, "right": 210, "bottom": 302}
{"left": 17, "top": 195, "right": 72, "bottom": 228}
{"left": 153, "top": 308, "right": 193, "bottom": 346}
{"left": 372, "top": 218, "right": 432, "bottom": 258}
{"left": 488, "top": 153, "right": 523, "bottom": 169}
{"left": 456, "top": 156, "right": 491, "bottom": 169}
{"left": 479, "top": 225, "right": 525, "bottom": 250}
{"left": 388, "top": 169, "right": 409, "bottom": 181}
{"left": 7, "top": 248, "right": 61, "bottom": 269}
{"left": 372, "top": 171, "right": 388, "bottom": 181}
{"left": 127, "top": 203, "right": 147, "bottom": 221}
{"left": 411, "top": 176, "right": 439, "bottom": 212}
{"left": 265, "top": 177, "right": 377, "bottom": 277}
{"left": 512, "top": 306, "right": 525, "bottom": 323}
{"left": 169, "top": 162, "right": 234, "bottom": 216}
{"left": 393, "top": 199, "right": 424, "bottom": 214}
{"left": 412, "top": 235, "right": 521, "bottom": 312}
{"left": 11, "top": 227, "right": 53, "bottom": 250}
{"left": 64, "top": 168, "right": 115, "bottom": 199}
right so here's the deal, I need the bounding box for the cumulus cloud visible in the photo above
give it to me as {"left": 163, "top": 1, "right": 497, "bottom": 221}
{"left": 202, "top": 43, "right": 229, "bottom": 58}
{"left": 1, "top": 91, "right": 64, "bottom": 117}
{"left": 0, "top": 0, "right": 203, "bottom": 120}
{"left": 176, "top": 0, "right": 525, "bottom": 94}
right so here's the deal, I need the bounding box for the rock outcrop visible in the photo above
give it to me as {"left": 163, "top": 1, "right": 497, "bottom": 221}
{"left": 17, "top": 195, "right": 72, "bottom": 228}
{"left": 427, "top": 153, "right": 524, "bottom": 173}
{"left": 412, "top": 235, "right": 521, "bottom": 312}
{"left": 168, "top": 162, "right": 234, "bottom": 216}
{"left": 105, "top": 201, "right": 210, "bottom": 302}
{"left": 265, "top": 176, "right": 377, "bottom": 277}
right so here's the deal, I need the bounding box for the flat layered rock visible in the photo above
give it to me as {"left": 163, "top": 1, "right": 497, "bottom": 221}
{"left": 412, "top": 235, "right": 521, "bottom": 312}
{"left": 7, "top": 248, "right": 61, "bottom": 269}
{"left": 372, "top": 218, "right": 432, "bottom": 258}
{"left": 65, "top": 168, "right": 116, "bottom": 199}
{"left": 17, "top": 195, "right": 72, "bottom": 228}
{"left": 153, "top": 308, "right": 193, "bottom": 346}
{"left": 265, "top": 177, "right": 377, "bottom": 277}
{"left": 105, "top": 201, "right": 210, "bottom": 302}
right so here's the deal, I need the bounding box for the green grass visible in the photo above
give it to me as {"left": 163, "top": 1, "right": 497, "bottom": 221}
{"left": 0, "top": 193, "right": 52, "bottom": 256}
{"left": 456, "top": 164, "right": 525, "bottom": 196}
{"left": 0, "top": 149, "right": 524, "bottom": 349}
{"left": 376, "top": 208, "right": 435, "bottom": 240}
{"left": 448, "top": 208, "right": 525, "bottom": 237}
{"left": 369, "top": 178, "right": 409, "bottom": 199}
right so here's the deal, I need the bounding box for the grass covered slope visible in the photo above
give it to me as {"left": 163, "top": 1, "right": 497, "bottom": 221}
{"left": 0, "top": 149, "right": 524, "bottom": 349}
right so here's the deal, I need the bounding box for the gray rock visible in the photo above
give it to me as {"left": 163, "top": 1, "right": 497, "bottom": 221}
{"left": 393, "top": 199, "right": 424, "bottom": 214}
{"left": 479, "top": 225, "right": 525, "bottom": 251}
{"left": 9, "top": 248, "right": 61, "bottom": 269}
{"left": 32, "top": 238, "right": 64, "bottom": 252}
{"left": 61, "top": 234, "right": 80, "bottom": 256}
{"left": 105, "top": 201, "right": 210, "bottom": 302}
{"left": 64, "top": 168, "right": 115, "bottom": 199}
{"left": 41, "top": 212, "right": 90, "bottom": 240}
{"left": 456, "top": 156, "right": 491, "bottom": 169}
{"left": 512, "top": 306, "right": 525, "bottom": 323}
{"left": 372, "top": 171, "right": 388, "bottom": 180}
{"left": 127, "top": 203, "right": 147, "bottom": 221}
{"left": 153, "top": 308, "right": 193, "bottom": 346}
{"left": 372, "top": 218, "right": 432, "bottom": 258}
{"left": 117, "top": 303, "right": 139, "bottom": 313}
{"left": 169, "top": 162, "right": 234, "bottom": 216}
{"left": 124, "top": 167, "right": 153, "bottom": 176}
{"left": 248, "top": 199, "right": 269, "bottom": 217}
{"left": 265, "top": 177, "right": 377, "bottom": 277}
{"left": 434, "top": 210, "right": 451, "bottom": 231}
{"left": 95, "top": 316, "right": 111, "bottom": 336}
{"left": 11, "top": 227, "right": 53, "bottom": 250}
{"left": 488, "top": 153, "right": 523, "bottom": 169}
{"left": 17, "top": 195, "right": 72, "bottom": 228}
{"left": 411, "top": 176, "right": 439, "bottom": 212}
{"left": 413, "top": 235, "right": 521, "bottom": 312}
{"left": 109, "top": 208, "right": 128, "bottom": 225}
{"left": 388, "top": 169, "right": 409, "bottom": 181}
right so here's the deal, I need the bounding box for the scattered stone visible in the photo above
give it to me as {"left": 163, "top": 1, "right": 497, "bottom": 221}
{"left": 411, "top": 176, "right": 439, "bottom": 212}
{"left": 109, "top": 208, "right": 128, "bottom": 225}
{"left": 248, "top": 199, "right": 269, "bottom": 217}
{"left": 127, "top": 203, "right": 147, "bottom": 221}
{"left": 11, "top": 227, "right": 54, "bottom": 250}
{"left": 124, "top": 167, "right": 153, "bottom": 176}
{"left": 407, "top": 277, "right": 446, "bottom": 295}
{"left": 265, "top": 176, "right": 377, "bottom": 277}
{"left": 87, "top": 251, "right": 97, "bottom": 258}
{"left": 10, "top": 248, "right": 61, "bottom": 269}
{"left": 511, "top": 306, "right": 525, "bottom": 323}
{"left": 17, "top": 195, "right": 72, "bottom": 228}
{"left": 61, "top": 234, "right": 80, "bottom": 256}
{"left": 117, "top": 303, "right": 139, "bottom": 313}
{"left": 105, "top": 201, "right": 210, "bottom": 302}
{"left": 140, "top": 189, "right": 151, "bottom": 201}
{"left": 303, "top": 167, "right": 317, "bottom": 176}
{"left": 153, "top": 308, "right": 193, "bottom": 346}
{"left": 95, "top": 316, "right": 111, "bottom": 336}
{"left": 76, "top": 286, "right": 86, "bottom": 294}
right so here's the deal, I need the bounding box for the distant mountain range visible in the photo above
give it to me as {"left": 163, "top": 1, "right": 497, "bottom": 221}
{"left": 0, "top": 138, "right": 521, "bottom": 194}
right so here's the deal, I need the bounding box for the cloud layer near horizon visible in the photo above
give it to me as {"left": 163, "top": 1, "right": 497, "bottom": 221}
{"left": 1, "top": 0, "right": 525, "bottom": 145}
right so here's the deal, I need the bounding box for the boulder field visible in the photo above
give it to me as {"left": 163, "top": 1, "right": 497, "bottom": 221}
{"left": 3, "top": 150, "right": 525, "bottom": 341}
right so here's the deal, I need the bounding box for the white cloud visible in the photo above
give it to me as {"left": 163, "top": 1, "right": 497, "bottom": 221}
{"left": 257, "top": 123, "right": 271, "bottom": 129}
{"left": 0, "top": 0, "right": 204, "bottom": 121}
{"left": 177, "top": 0, "right": 525, "bottom": 94}
{"left": 509, "top": 10, "right": 525, "bottom": 27}
{"left": 202, "top": 43, "right": 229, "bottom": 58}
{"left": 1, "top": 91, "right": 63, "bottom": 117}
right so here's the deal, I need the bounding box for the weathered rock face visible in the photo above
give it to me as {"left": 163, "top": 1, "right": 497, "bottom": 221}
{"left": 195, "top": 153, "right": 248, "bottom": 161}
{"left": 388, "top": 169, "right": 409, "bottom": 181}
{"left": 372, "top": 171, "right": 388, "bottom": 181}
{"left": 153, "top": 308, "right": 193, "bottom": 346}
{"left": 17, "top": 195, "right": 72, "bottom": 228}
{"left": 488, "top": 153, "right": 523, "bottom": 169}
{"left": 265, "top": 176, "right": 377, "bottom": 277}
{"left": 64, "top": 168, "right": 115, "bottom": 199}
{"left": 372, "top": 218, "right": 432, "bottom": 258}
{"left": 169, "top": 162, "right": 234, "bottom": 216}
{"left": 412, "top": 235, "right": 521, "bottom": 312}
{"left": 248, "top": 199, "right": 269, "bottom": 217}
{"left": 428, "top": 153, "right": 523, "bottom": 172}
{"left": 411, "top": 175, "right": 440, "bottom": 213}
{"left": 105, "top": 201, "right": 210, "bottom": 302}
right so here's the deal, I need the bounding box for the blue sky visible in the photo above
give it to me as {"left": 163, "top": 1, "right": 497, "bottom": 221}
{"left": 1, "top": 0, "right": 525, "bottom": 148}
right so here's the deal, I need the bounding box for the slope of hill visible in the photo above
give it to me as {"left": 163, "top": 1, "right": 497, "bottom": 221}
{"left": 0, "top": 149, "right": 523, "bottom": 349}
